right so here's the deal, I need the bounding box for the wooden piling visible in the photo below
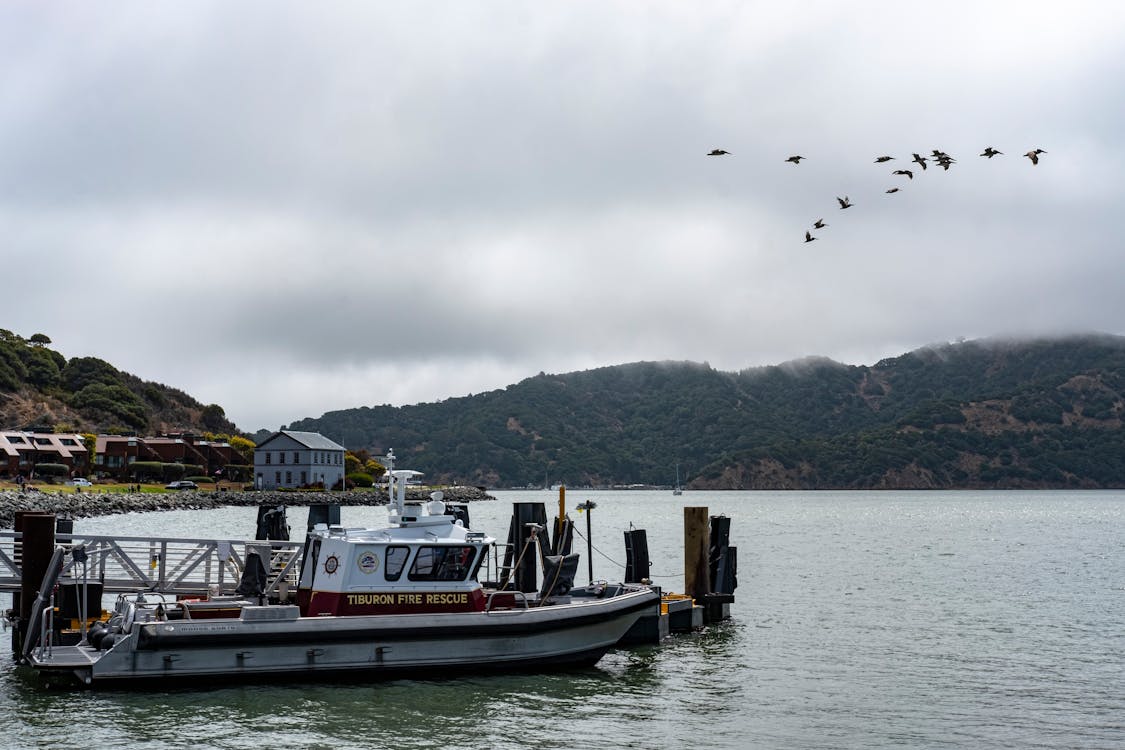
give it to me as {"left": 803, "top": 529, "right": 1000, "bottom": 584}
{"left": 14, "top": 511, "right": 56, "bottom": 657}
{"left": 683, "top": 506, "right": 711, "bottom": 602}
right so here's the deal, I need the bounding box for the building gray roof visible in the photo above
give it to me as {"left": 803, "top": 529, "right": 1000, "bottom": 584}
{"left": 257, "top": 430, "right": 345, "bottom": 451}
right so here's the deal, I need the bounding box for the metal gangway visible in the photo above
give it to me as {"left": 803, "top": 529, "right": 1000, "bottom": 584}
{"left": 0, "top": 530, "right": 303, "bottom": 600}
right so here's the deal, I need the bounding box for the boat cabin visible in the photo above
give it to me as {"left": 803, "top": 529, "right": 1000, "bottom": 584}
{"left": 296, "top": 457, "right": 496, "bottom": 616}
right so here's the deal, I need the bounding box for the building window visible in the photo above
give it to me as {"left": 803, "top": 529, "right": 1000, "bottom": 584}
{"left": 265, "top": 453, "right": 271, "bottom": 465}
{"left": 293, "top": 451, "right": 299, "bottom": 464}
{"left": 275, "top": 472, "right": 281, "bottom": 486}
{"left": 279, "top": 452, "right": 285, "bottom": 464}
{"left": 300, "top": 471, "right": 307, "bottom": 485}
{"left": 285, "top": 471, "right": 292, "bottom": 485}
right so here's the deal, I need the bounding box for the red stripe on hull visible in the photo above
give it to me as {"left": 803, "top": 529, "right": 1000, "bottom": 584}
{"left": 305, "top": 588, "right": 486, "bottom": 616}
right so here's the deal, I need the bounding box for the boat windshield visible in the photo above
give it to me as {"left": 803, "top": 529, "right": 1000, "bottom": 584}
{"left": 409, "top": 545, "right": 476, "bottom": 582}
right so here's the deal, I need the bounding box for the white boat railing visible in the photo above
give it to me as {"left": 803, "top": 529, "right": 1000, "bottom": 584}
{"left": 0, "top": 531, "right": 303, "bottom": 598}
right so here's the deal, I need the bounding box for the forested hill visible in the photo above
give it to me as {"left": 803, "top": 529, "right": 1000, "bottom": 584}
{"left": 287, "top": 334, "right": 1125, "bottom": 490}
{"left": 0, "top": 330, "right": 238, "bottom": 435}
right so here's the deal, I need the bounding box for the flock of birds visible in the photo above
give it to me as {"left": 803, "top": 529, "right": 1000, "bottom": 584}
{"left": 705, "top": 146, "right": 1047, "bottom": 242}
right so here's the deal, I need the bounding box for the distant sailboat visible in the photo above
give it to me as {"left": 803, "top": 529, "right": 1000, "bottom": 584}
{"left": 673, "top": 464, "right": 683, "bottom": 495}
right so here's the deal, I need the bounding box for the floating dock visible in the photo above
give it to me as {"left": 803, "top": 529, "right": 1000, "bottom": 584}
{"left": 2, "top": 496, "right": 736, "bottom": 660}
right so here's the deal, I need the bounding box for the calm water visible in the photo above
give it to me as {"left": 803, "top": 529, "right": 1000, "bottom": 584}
{"left": 2, "top": 490, "right": 1123, "bottom": 749}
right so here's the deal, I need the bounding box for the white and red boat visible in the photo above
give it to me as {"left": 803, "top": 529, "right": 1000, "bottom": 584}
{"left": 24, "top": 454, "right": 659, "bottom": 686}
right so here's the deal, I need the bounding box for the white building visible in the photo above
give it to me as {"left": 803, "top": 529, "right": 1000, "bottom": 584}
{"left": 253, "top": 430, "right": 346, "bottom": 490}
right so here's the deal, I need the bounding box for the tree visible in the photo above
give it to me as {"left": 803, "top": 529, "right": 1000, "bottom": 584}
{"left": 365, "top": 460, "right": 386, "bottom": 479}
{"left": 229, "top": 435, "right": 255, "bottom": 460}
{"left": 201, "top": 404, "right": 227, "bottom": 430}
{"left": 62, "top": 357, "right": 121, "bottom": 392}
{"left": 82, "top": 433, "right": 97, "bottom": 460}
{"left": 28, "top": 333, "right": 52, "bottom": 346}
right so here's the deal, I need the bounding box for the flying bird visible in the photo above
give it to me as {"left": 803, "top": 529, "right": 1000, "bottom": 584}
{"left": 813, "top": 218, "right": 827, "bottom": 229}
{"left": 837, "top": 196, "right": 852, "bottom": 209}
{"left": 786, "top": 155, "right": 805, "bottom": 164}
{"left": 707, "top": 149, "right": 731, "bottom": 156}
{"left": 874, "top": 155, "right": 895, "bottom": 163}
{"left": 892, "top": 169, "right": 914, "bottom": 179}
{"left": 980, "top": 147, "right": 1003, "bottom": 158}
{"left": 911, "top": 153, "right": 928, "bottom": 170}
{"left": 1024, "top": 148, "right": 1046, "bottom": 165}
{"left": 885, "top": 187, "right": 900, "bottom": 194}
{"left": 805, "top": 231, "right": 817, "bottom": 243}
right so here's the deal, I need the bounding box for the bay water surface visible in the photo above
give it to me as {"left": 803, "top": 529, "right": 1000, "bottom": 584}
{"left": 2, "top": 489, "right": 1122, "bottom": 749}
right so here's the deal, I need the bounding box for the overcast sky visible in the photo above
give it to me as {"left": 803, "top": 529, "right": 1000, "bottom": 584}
{"left": 2, "top": 2, "right": 1123, "bottom": 432}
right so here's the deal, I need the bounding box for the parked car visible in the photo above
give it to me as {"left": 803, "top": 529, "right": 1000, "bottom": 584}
{"left": 165, "top": 480, "right": 198, "bottom": 490}
{"left": 68, "top": 478, "right": 93, "bottom": 487}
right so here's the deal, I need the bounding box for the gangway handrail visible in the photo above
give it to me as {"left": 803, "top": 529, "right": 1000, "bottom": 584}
{"left": 21, "top": 546, "right": 65, "bottom": 660}
{"left": 0, "top": 530, "right": 303, "bottom": 597}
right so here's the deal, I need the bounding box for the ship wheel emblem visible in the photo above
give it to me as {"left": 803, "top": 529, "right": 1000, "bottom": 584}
{"left": 324, "top": 555, "right": 340, "bottom": 574}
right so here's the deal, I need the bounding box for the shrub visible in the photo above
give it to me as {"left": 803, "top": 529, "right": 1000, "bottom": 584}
{"left": 223, "top": 464, "right": 252, "bottom": 482}
{"left": 346, "top": 472, "right": 374, "bottom": 487}
{"left": 161, "top": 464, "right": 203, "bottom": 481}
{"left": 34, "top": 463, "right": 68, "bottom": 479}
{"left": 131, "top": 462, "right": 164, "bottom": 482}
{"left": 160, "top": 463, "right": 185, "bottom": 481}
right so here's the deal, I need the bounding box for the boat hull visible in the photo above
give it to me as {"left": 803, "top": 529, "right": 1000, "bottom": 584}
{"left": 27, "top": 588, "right": 659, "bottom": 686}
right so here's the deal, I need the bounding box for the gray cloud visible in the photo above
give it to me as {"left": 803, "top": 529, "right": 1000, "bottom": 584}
{"left": 2, "top": 2, "right": 1123, "bottom": 431}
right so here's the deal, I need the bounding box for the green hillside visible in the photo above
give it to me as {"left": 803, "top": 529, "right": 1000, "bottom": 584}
{"left": 0, "top": 330, "right": 237, "bottom": 436}
{"left": 288, "top": 335, "right": 1125, "bottom": 489}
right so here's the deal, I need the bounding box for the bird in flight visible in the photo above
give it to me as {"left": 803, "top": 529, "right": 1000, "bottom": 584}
{"left": 980, "top": 147, "right": 1003, "bottom": 158}
{"left": 886, "top": 187, "right": 900, "bottom": 194}
{"left": 813, "top": 218, "right": 827, "bottom": 229}
{"left": 911, "top": 153, "right": 928, "bottom": 170}
{"left": 874, "top": 155, "right": 895, "bottom": 163}
{"left": 1024, "top": 148, "right": 1046, "bottom": 165}
{"left": 805, "top": 231, "right": 817, "bottom": 243}
{"left": 837, "top": 196, "right": 852, "bottom": 209}
{"left": 786, "top": 155, "right": 805, "bottom": 164}
{"left": 707, "top": 149, "right": 731, "bottom": 156}
{"left": 892, "top": 169, "right": 914, "bottom": 179}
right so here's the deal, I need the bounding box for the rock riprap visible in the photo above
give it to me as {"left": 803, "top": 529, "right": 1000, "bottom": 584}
{"left": 0, "top": 486, "right": 494, "bottom": 530}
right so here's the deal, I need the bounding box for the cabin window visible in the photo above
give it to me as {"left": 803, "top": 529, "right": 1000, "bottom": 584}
{"left": 385, "top": 546, "right": 410, "bottom": 581}
{"left": 408, "top": 546, "right": 476, "bottom": 582}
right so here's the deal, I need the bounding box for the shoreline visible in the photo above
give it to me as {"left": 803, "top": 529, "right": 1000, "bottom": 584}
{"left": 0, "top": 486, "right": 494, "bottom": 530}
